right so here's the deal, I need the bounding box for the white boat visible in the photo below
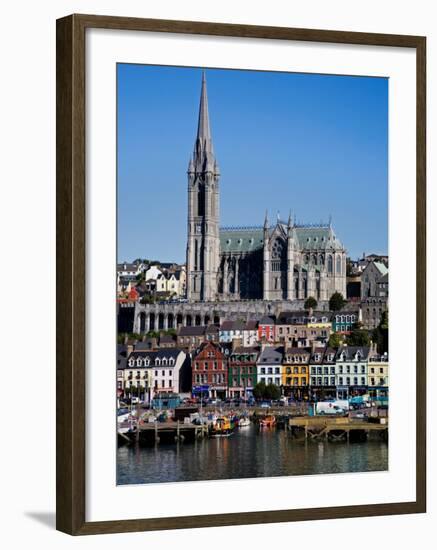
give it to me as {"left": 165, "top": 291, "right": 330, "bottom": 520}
{"left": 239, "top": 417, "right": 250, "bottom": 428}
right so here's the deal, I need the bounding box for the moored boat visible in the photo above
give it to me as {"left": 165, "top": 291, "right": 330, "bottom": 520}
{"left": 210, "top": 416, "right": 235, "bottom": 437}
{"left": 238, "top": 417, "right": 251, "bottom": 428}
{"left": 259, "top": 415, "right": 276, "bottom": 428}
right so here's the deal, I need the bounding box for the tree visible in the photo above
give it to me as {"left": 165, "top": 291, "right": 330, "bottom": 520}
{"left": 328, "top": 332, "right": 343, "bottom": 349}
{"left": 346, "top": 329, "right": 371, "bottom": 347}
{"left": 264, "top": 383, "right": 281, "bottom": 401}
{"left": 329, "top": 292, "right": 346, "bottom": 312}
{"left": 372, "top": 311, "right": 389, "bottom": 353}
{"left": 304, "top": 296, "right": 318, "bottom": 310}
{"left": 253, "top": 381, "right": 266, "bottom": 400}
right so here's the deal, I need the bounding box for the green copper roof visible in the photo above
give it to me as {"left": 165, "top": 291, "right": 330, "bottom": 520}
{"left": 219, "top": 223, "right": 345, "bottom": 254}
{"left": 293, "top": 225, "right": 344, "bottom": 251}
{"left": 219, "top": 227, "right": 264, "bottom": 253}
{"left": 374, "top": 261, "right": 389, "bottom": 276}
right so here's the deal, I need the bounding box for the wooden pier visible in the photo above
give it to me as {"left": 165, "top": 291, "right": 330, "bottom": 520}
{"left": 119, "top": 421, "right": 209, "bottom": 445}
{"left": 288, "top": 416, "right": 388, "bottom": 442}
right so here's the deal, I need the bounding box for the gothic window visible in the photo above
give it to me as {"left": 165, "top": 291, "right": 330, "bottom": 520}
{"left": 328, "top": 255, "right": 333, "bottom": 273}
{"left": 336, "top": 256, "right": 341, "bottom": 274}
{"left": 271, "top": 238, "right": 286, "bottom": 272}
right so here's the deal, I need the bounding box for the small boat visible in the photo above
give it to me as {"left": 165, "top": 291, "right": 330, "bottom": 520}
{"left": 238, "top": 417, "right": 251, "bottom": 428}
{"left": 259, "top": 415, "right": 276, "bottom": 428}
{"left": 210, "top": 416, "right": 234, "bottom": 437}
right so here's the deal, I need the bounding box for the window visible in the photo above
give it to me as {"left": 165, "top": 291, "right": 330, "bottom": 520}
{"left": 162, "top": 370, "right": 165, "bottom": 376}
{"left": 330, "top": 377, "right": 335, "bottom": 385}
{"left": 339, "top": 377, "right": 343, "bottom": 385}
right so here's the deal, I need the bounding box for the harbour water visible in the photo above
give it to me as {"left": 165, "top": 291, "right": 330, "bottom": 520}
{"left": 117, "top": 424, "right": 388, "bottom": 485}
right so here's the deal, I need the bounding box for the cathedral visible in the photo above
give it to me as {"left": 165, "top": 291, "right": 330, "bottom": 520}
{"left": 186, "top": 72, "right": 347, "bottom": 303}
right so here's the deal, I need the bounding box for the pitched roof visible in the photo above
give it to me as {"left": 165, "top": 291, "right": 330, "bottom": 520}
{"left": 178, "top": 325, "right": 206, "bottom": 336}
{"left": 258, "top": 316, "right": 275, "bottom": 325}
{"left": 335, "top": 346, "right": 370, "bottom": 361}
{"left": 374, "top": 261, "right": 389, "bottom": 276}
{"left": 258, "top": 346, "right": 284, "bottom": 364}
{"left": 125, "top": 348, "right": 184, "bottom": 366}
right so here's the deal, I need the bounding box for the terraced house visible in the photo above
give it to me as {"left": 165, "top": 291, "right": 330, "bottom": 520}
{"left": 282, "top": 347, "right": 310, "bottom": 400}
{"left": 192, "top": 342, "right": 228, "bottom": 399}
{"left": 275, "top": 310, "right": 332, "bottom": 347}
{"left": 257, "top": 346, "right": 284, "bottom": 387}
{"left": 121, "top": 347, "right": 188, "bottom": 402}
{"left": 219, "top": 320, "right": 258, "bottom": 346}
{"left": 228, "top": 346, "right": 260, "bottom": 398}
{"left": 309, "top": 346, "right": 337, "bottom": 400}
{"left": 335, "top": 345, "right": 370, "bottom": 400}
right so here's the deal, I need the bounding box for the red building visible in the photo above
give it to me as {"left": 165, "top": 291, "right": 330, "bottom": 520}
{"left": 192, "top": 342, "right": 228, "bottom": 399}
{"left": 257, "top": 316, "right": 276, "bottom": 343}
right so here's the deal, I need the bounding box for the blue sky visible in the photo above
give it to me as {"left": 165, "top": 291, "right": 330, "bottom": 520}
{"left": 117, "top": 64, "right": 388, "bottom": 263}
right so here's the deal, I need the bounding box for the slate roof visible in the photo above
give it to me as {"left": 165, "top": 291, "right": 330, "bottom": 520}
{"left": 258, "top": 346, "right": 284, "bottom": 364}
{"left": 178, "top": 326, "right": 206, "bottom": 336}
{"left": 125, "top": 348, "right": 184, "bottom": 367}
{"left": 117, "top": 345, "right": 128, "bottom": 369}
{"left": 220, "top": 320, "right": 258, "bottom": 331}
{"left": 277, "top": 311, "right": 332, "bottom": 324}
{"left": 259, "top": 316, "right": 275, "bottom": 325}
{"left": 335, "top": 346, "right": 370, "bottom": 361}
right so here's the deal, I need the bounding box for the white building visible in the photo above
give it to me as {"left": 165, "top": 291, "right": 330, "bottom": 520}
{"left": 335, "top": 345, "right": 370, "bottom": 399}
{"left": 256, "top": 346, "right": 283, "bottom": 387}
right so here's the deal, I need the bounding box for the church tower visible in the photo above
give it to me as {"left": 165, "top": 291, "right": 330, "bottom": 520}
{"left": 186, "top": 72, "right": 220, "bottom": 302}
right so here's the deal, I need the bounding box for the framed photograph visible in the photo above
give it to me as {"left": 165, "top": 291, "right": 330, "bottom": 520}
{"left": 56, "top": 14, "right": 426, "bottom": 535}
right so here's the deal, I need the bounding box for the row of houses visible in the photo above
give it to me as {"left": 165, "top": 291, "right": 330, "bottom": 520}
{"left": 174, "top": 310, "right": 362, "bottom": 352}
{"left": 117, "top": 339, "right": 389, "bottom": 403}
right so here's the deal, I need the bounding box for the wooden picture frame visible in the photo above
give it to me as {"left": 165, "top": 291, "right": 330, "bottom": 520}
{"left": 56, "top": 13, "right": 426, "bottom": 535}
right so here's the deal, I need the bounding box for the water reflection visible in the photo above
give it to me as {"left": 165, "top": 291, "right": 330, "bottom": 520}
{"left": 117, "top": 425, "right": 388, "bottom": 485}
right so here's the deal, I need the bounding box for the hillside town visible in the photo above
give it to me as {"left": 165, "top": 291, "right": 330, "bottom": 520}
{"left": 117, "top": 253, "right": 388, "bottom": 406}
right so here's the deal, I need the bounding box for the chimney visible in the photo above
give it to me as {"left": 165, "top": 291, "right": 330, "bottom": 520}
{"left": 127, "top": 342, "right": 134, "bottom": 357}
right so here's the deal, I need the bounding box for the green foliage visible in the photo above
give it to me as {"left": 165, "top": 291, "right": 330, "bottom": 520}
{"left": 252, "top": 381, "right": 280, "bottom": 401}
{"left": 328, "top": 332, "right": 343, "bottom": 349}
{"left": 304, "top": 296, "right": 318, "bottom": 310}
{"left": 264, "top": 383, "right": 281, "bottom": 400}
{"left": 140, "top": 294, "right": 155, "bottom": 304}
{"left": 346, "top": 329, "right": 371, "bottom": 347}
{"left": 329, "top": 292, "right": 346, "bottom": 312}
{"left": 253, "top": 381, "right": 266, "bottom": 400}
{"left": 372, "top": 311, "right": 389, "bottom": 353}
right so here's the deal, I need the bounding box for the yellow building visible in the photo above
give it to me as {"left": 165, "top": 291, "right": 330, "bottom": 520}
{"left": 368, "top": 354, "right": 389, "bottom": 401}
{"left": 282, "top": 347, "right": 310, "bottom": 399}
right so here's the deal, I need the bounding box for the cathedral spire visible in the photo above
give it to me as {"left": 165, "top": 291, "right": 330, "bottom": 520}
{"left": 194, "top": 71, "right": 214, "bottom": 167}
